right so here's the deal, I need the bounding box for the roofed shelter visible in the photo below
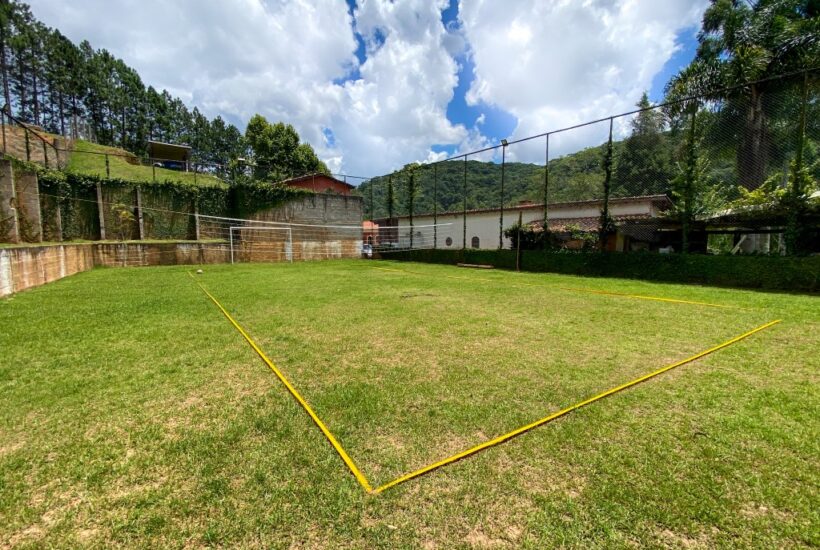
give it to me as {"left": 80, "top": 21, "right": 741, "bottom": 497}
{"left": 280, "top": 173, "right": 355, "bottom": 195}
{"left": 147, "top": 140, "right": 192, "bottom": 171}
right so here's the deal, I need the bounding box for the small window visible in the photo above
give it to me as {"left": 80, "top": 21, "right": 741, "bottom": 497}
{"left": 445, "top": 237, "right": 453, "bottom": 246}
{"left": 471, "top": 236, "right": 480, "bottom": 249}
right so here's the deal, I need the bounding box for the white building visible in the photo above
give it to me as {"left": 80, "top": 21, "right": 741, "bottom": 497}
{"left": 379, "top": 195, "right": 671, "bottom": 251}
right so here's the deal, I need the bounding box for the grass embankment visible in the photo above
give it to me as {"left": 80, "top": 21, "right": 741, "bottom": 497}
{"left": 66, "top": 140, "right": 225, "bottom": 187}
{"left": 1, "top": 261, "right": 817, "bottom": 547}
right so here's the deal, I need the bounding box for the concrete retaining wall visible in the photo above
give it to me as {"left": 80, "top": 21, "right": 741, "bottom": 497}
{"left": 0, "top": 244, "right": 95, "bottom": 297}
{"left": 0, "top": 242, "right": 234, "bottom": 297}
{"left": 0, "top": 237, "right": 364, "bottom": 297}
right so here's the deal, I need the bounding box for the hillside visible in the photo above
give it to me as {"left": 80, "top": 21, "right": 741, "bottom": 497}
{"left": 358, "top": 140, "right": 672, "bottom": 219}
{"left": 66, "top": 140, "right": 226, "bottom": 187}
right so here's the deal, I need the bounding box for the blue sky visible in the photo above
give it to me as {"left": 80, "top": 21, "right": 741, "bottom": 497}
{"left": 346, "top": 0, "right": 701, "bottom": 159}
{"left": 28, "top": 0, "right": 707, "bottom": 176}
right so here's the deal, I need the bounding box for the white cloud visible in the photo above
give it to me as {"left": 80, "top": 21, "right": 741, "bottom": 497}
{"left": 459, "top": 0, "right": 707, "bottom": 160}
{"left": 27, "top": 0, "right": 706, "bottom": 176}
{"left": 28, "top": 0, "right": 466, "bottom": 177}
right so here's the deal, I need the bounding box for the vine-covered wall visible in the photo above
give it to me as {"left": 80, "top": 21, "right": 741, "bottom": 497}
{"left": 31, "top": 169, "right": 319, "bottom": 242}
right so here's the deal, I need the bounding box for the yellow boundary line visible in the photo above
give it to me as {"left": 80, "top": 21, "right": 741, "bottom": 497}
{"left": 188, "top": 273, "right": 373, "bottom": 492}
{"left": 372, "top": 319, "right": 781, "bottom": 493}
{"left": 190, "top": 271, "right": 779, "bottom": 495}
{"left": 371, "top": 265, "right": 732, "bottom": 308}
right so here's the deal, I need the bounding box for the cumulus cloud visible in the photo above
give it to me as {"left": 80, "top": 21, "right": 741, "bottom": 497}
{"left": 459, "top": 0, "right": 707, "bottom": 160}
{"left": 28, "top": 0, "right": 466, "bottom": 176}
{"left": 28, "top": 0, "right": 706, "bottom": 175}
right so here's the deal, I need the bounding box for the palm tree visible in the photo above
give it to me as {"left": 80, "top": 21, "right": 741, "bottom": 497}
{"left": 665, "top": 0, "right": 819, "bottom": 189}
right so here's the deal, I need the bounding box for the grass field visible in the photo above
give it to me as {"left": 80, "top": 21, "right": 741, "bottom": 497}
{"left": 66, "top": 140, "right": 225, "bottom": 187}
{"left": 1, "top": 260, "right": 817, "bottom": 548}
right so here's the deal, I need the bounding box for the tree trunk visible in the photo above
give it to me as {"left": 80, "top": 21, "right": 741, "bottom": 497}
{"left": 738, "top": 85, "right": 768, "bottom": 190}
{"left": 17, "top": 56, "right": 26, "bottom": 119}
{"left": 70, "top": 94, "right": 77, "bottom": 138}
{"left": 58, "top": 90, "right": 65, "bottom": 136}
{"left": 31, "top": 57, "right": 39, "bottom": 126}
{"left": 0, "top": 26, "right": 11, "bottom": 109}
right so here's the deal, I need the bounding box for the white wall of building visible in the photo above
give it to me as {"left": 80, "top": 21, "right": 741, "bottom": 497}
{"left": 394, "top": 199, "right": 664, "bottom": 250}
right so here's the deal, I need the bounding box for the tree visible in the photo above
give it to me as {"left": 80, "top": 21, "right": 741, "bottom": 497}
{"left": 665, "top": 0, "right": 820, "bottom": 190}
{"left": 613, "top": 92, "right": 674, "bottom": 196}
{"left": 244, "top": 114, "right": 327, "bottom": 181}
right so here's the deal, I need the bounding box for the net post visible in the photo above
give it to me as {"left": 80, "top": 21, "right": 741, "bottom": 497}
{"left": 408, "top": 170, "right": 415, "bottom": 249}
{"left": 433, "top": 163, "right": 438, "bottom": 248}
{"left": 193, "top": 202, "right": 200, "bottom": 241}
{"left": 229, "top": 227, "right": 235, "bottom": 264}
{"left": 682, "top": 108, "right": 697, "bottom": 254}
{"left": 288, "top": 227, "right": 293, "bottom": 262}
{"left": 499, "top": 142, "right": 506, "bottom": 249}
{"left": 96, "top": 182, "right": 106, "bottom": 240}
{"left": 543, "top": 133, "right": 549, "bottom": 229}
{"left": 136, "top": 185, "right": 145, "bottom": 240}
{"left": 462, "top": 155, "right": 468, "bottom": 250}
{"left": 516, "top": 211, "right": 522, "bottom": 271}
{"left": 599, "top": 117, "right": 614, "bottom": 252}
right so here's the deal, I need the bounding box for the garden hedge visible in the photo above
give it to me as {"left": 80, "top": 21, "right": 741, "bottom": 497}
{"left": 382, "top": 249, "right": 819, "bottom": 292}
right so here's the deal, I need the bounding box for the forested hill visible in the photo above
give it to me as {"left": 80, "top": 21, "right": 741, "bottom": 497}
{"left": 357, "top": 136, "right": 681, "bottom": 219}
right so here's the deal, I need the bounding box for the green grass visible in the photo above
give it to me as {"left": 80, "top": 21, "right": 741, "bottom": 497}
{"left": 66, "top": 140, "right": 225, "bottom": 187}
{"left": 1, "top": 260, "right": 817, "bottom": 548}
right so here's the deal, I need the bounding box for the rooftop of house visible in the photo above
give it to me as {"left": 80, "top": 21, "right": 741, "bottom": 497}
{"left": 279, "top": 172, "right": 355, "bottom": 190}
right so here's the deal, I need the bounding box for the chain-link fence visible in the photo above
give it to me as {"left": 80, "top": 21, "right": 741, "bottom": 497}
{"left": 363, "top": 68, "right": 819, "bottom": 256}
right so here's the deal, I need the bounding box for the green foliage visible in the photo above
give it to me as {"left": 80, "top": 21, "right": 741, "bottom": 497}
{"left": 33, "top": 168, "right": 306, "bottom": 240}
{"left": 387, "top": 249, "right": 820, "bottom": 292}
{"left": 503, "top": 222, "right": 552, "bottom": 251}
{"left": 612, "top": 93, "right": 675, "bottom": 197}
{"left": 0, "top": 1, "right": 248, "bottom": 164}
{"left": 228, "top": 181, "right": 311, "bottom": 218}
{"left": 664, "top": 0, "right": 820, "bottom": 189}
{"left": 110, "top": 202, "right": 135, "bottom": 241}
{"left": 66, "top": 140, "right": 226, "bottom": 187}
{"left": 244, "top": 115, "right": 328, "bottom": 181}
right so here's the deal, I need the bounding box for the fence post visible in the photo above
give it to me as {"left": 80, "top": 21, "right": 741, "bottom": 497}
{"left": 152, "top": 162, "right": 156, "bottom": 182}
{"left": 194, "top": 163, "right": 198, "bottom": 185}
{"left": 682, "top": 108, "right": 697, "bottom": 254}
{"left": 1, "top": 109, "right": 5, "bottom": 153}
{"left": 516, "top": 211, "right": 522, "bottom": 271}
{"left": 408, "top": 171, "right": 415, "bottom": 249}
{"left": 105, "top": 154, "right": 110, "bottom": 178}
{"left": 42, "top": 141, "right": 49, "bottom": 169}
{"left": 499, "top": 142, "right": 506, "bottom": 249}
{"left": 599, "top": 117, "right": 614, "bottom": 251}
{"left": 96, "top": 182, "right": 106, "bottom": 240}
{"left": 369, "top": 176, "right": 374, "bottom": 220}
{"left": 433, "top": 163, "right": 438, "bottom": 248}
{"left": 543, "top": 133, "right": 550, "bottom": 230}
{"left": 24, "top": 131, "right": 30, "bottom": 161}
{"left": 463, "top": 155, "right": 468, "bottom": 250}
{"left": 135, "top": 186, "right": 145, "bottom": 240}
{"left": 386, "top": 173, "right": 394, "bottom": 244}
{"left": 785, "top": 71, "right": 810, "bottom": 255}
{"left": 53, "top": 193, "right": 63, "bottom": 242}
